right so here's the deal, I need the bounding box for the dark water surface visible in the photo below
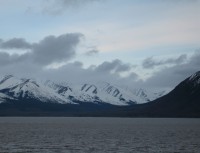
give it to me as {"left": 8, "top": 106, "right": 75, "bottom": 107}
{"left": 0, "top": 117, "right": 199, "bottom": 153}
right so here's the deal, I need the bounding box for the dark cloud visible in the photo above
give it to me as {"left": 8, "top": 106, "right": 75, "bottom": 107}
{"left": 85, "top": 49, "right": 99, "bottom": 56}
{"left": 142, "top": 54, "right": 187, "bottom": 69}
{"left": 115, "top": 63, "right": 132, "bottom": 73}
{"left": 33, "top": 50, "right": 200, "bottom": 89}
{"left": 0, "top": 50, "right": 199, "bottom": 90}
{"left": 0, "top": 33, "right": 83, "bottom": 66}
{"left": 0, "top": 32, "right": 199, "bottom": 90}
{"left": 0, "top": 38, "right": 32, "bottom": 49}
{"left": 0, "top": 52, "right": 25, "bottom": 66}
{"left": 95, "top": 59, "right": 131, "bottom": 74}
{"left": 0, "top": 52, "right": 14, "bottom": 65}
{"left": 0, "top": 55, "right": 137, "bottom": 87}
{"left": 32, "top": 33, "right": 83, "bottom": 65}
{"left": 41, "top": 60, "right": 132, "bottom": 85}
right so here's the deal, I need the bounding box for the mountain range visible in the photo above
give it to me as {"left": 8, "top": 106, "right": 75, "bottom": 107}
{"left": 0, "top": 71, "right": 199, "bottom": 117}
{"left": 0, "top": 75, "right": 166, "bottom": 106}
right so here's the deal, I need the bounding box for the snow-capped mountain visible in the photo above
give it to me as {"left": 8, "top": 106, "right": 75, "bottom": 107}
{"left": 0, "top": 75, "right": 167, "bottom": 105}
{"left": 0, "top": 75, "right": 74, "bottom": 104}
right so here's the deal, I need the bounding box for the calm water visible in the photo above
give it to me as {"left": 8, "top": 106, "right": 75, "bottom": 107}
{"left": 0, "top": 117, "right": 199, "bottom": 153}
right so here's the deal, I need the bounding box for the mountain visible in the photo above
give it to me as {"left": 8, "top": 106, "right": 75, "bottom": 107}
{"left": 1, "top": 71, "right": 199, "bottom": 117}
{"left": 0, "top": 75, "right": 74, "bottom": 104}
{"left": 125, "top": 71, "right": 200, "bottom": 117}
{"left": 0, "top": 75, "right": 166, "bottom": 106}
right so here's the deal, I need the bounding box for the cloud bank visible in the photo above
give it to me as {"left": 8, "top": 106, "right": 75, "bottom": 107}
{"left": 0, "top": 38, "right": 32, "bottom": 49}
{"left": 142, "top": 54, "right": 187, "bottom": 69}
{"left": 0, "top": 33, "right": 83, "bottom": 66}
{"left": 142, "top": 51, "right": 200, "bottom": 89}
{"left": 0, "top": 33, "right": 200, "bottom": 90}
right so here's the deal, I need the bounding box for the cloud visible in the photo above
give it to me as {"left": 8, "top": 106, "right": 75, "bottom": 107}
{"left": 127, "top": 72, "right": 139, "bottom": 81}
{"left": 0, "top": 52, "right": 15, "bottom": 65}
{"left": 142, "top": 51, "right": 200, "bottom": 89}
{"left": 85, "top": 49, "right": 99, "bottom": 56}
{"left": 0, "top": 33, "right": 83, "bottom": 66}
{"left": 40, "top": 59, "right": 135, "bottom": 85}
{"left": 95, "top": 59, "right": 132, "bottom": 74}
{"left": 0, "top": 50, "right": 199, "bottom": 91}
{"left": 31, "top": 33, "right": 83, "bottom": 65}
{"left": 0, "top": 54, "right": 137, "bottom": 87}
{"left": 0, "top": 32, "right": 199, "bottom": 91}
{"left": 142, "top": 54, "right": 187, "bottom": 69}
{"left": 0, "top": 38, "right": 32, "bottom": 49}
{"left": 0, "top": 52, "right": 29, "bottom": 66}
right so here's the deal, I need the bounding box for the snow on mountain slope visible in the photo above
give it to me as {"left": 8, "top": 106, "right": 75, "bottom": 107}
{"left": 0, "top": 93, "right": 15, "bottom": 103}
{"left": 0, "top": 75, "right": 167, "bottom": 106}
{"left": 0, "top": 76, "right": 74, "bottom": 104}
{"left": 0, "top": 75, "right": 21, "bottom": 89}
{"left": 45, "top": 81, "right": 167, "bottom": 105}
{"left": 128, "top": 88, "right": 168, "bottom": 102}
{"left": 44, "top": 81, "right": 136, "bottom": 105}
{"left": 188, "top": 71, "right": 200, "bottom": 86}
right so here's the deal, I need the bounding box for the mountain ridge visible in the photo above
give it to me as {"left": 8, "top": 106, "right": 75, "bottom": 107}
{"left": 0, "top": 71, "right": 199, "bottom": 117}
{"left": 0, "top": 75, "right": 166, "bottom": 106}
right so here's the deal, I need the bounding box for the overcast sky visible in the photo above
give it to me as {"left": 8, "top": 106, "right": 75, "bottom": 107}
{"left": 0, "top": 0, "right": 200, "bottom": 90}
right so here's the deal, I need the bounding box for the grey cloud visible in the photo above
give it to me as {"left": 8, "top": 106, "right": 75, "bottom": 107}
{"left": 115, "top": 63, "right": 132, "bottom": 73}
{"left": 95, "top": 59, "right": 131, "bottom": 74}
{"left": 0, "top": 33, "right": 83, "bottom": 66}
{"left": 0, "top": 38, "right": 32, "bottom": 49}
{"left": 32, "top": 33, "right": 83, "bottom": 65}
{"left": 127, "top": 72, "right": 139, "bottom": 81}
{"left": 3, "top": 50, "right": 199, "bottom": 90}
{"left": 85, "top": 49, "right": 99, "bottom": 56}
{"left": 0, "top": 52, "right": 13, "bottom": 65}
{"left": 72, "top": 61, "right": 83, "bottom": 67}
{"left": 0, "top": 52, "right": 23, "bottom": 65}
{"left": 164, "top": 54, "right": 187, "bottom": 64}
{"left": 0, "top": 62, "right": 41, "bottom": 79}
{"left": 95, "top": 60, "right": 120, "bottom": 72}
{"left": 143, "top": 51, "right": 200, "bottom": 89}
{"left": 0, "top": 55, "right": 139, "bottom": 87}
{"left": 142, "top": 54, "right": 187, "bottom": 69}
{"left": 1, "top": 33, "right": 199, "bottom": 90}
{"left": 41, "top": 60, "right": 131, "bottom": 85}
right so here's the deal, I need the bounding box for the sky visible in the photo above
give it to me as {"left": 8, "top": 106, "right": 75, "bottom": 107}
{"left": 0, "top": 0, "right": 200, "bottom": 91}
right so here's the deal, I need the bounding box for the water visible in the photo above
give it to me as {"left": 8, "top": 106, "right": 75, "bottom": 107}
{"left": 0, "top": 117, "right": 199, "bottom": 153}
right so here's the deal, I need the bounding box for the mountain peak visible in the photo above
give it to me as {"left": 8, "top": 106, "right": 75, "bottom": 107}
{"left": 0, "top": 75, "right": 167, "bottom": 105}
{"left": 188, "top": 71, "right": 200, "bottom": 85}
{"left": 189, "top": 71, "right": 200, "bottom": 79}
